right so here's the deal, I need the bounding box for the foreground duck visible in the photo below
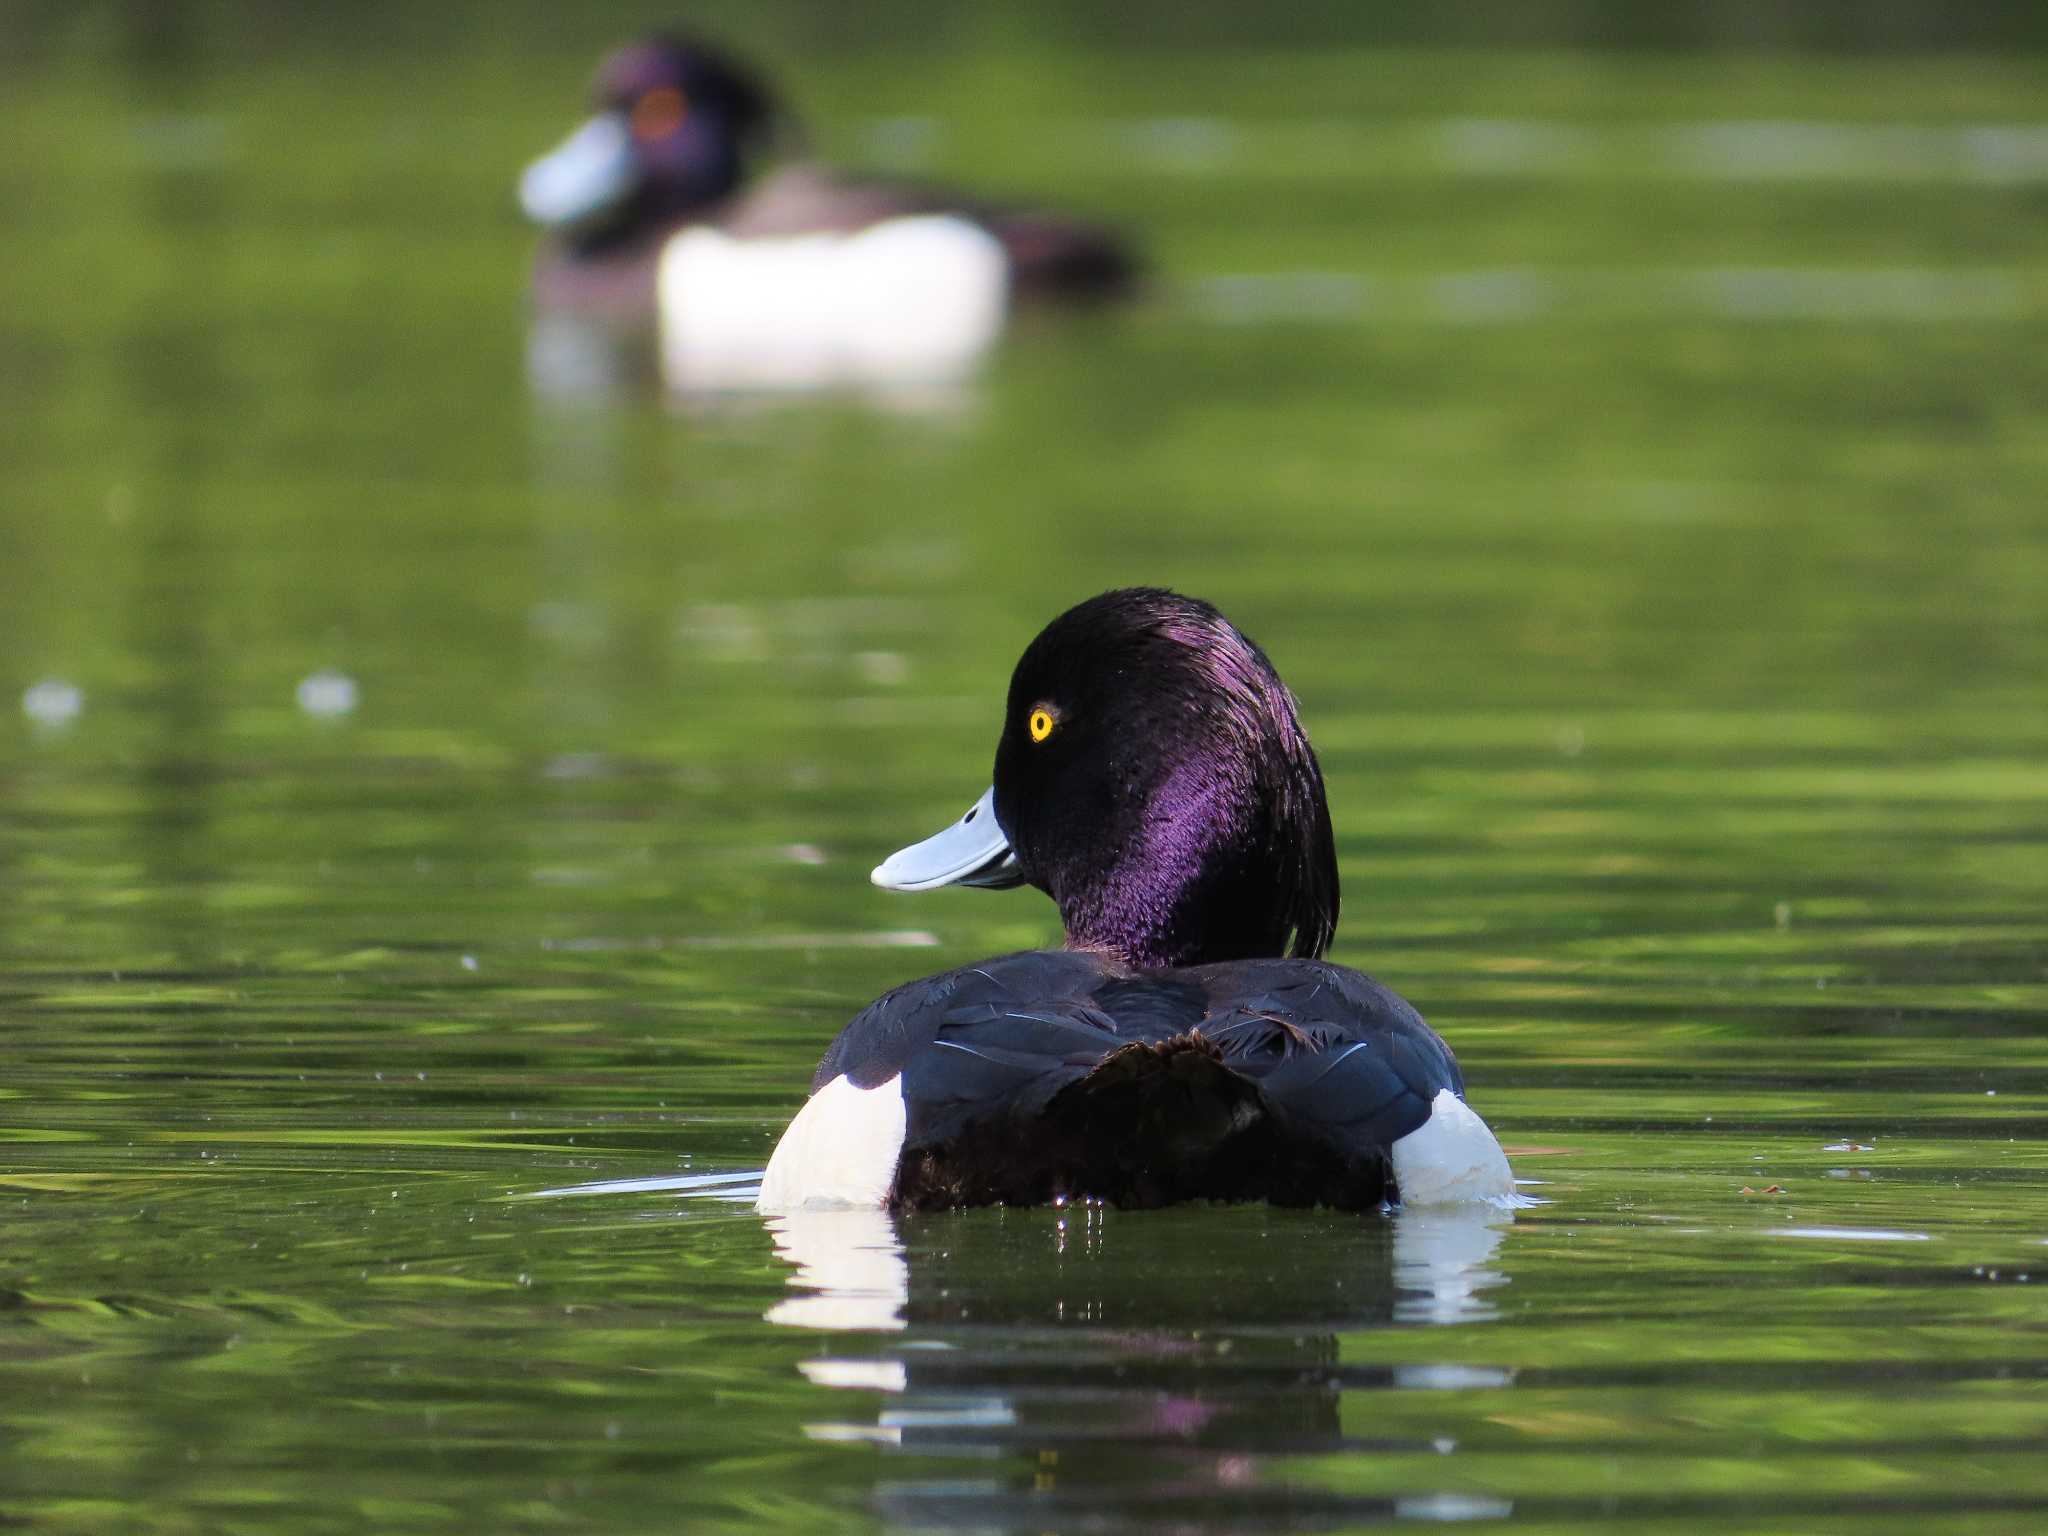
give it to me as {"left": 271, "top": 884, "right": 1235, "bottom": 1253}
{"left": 520, "top": 35, "right": 1136, "bottom": 392}
{"left": 757, "top": 590, "right": 1513, "bottom": 1213}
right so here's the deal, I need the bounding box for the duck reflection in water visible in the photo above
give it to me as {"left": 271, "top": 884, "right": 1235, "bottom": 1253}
{"left": 762, "top": 1202, "right": 1515, "bottom": 1526}
{"left": 519, "top": 33, "right": 1136, "bottom": 405}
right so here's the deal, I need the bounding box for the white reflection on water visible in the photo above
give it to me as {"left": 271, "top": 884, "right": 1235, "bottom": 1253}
{"left": 1394, "top": 1493, "right": 1516, "bottom": 1522}
{"left": 522, "top": 1175, "right": 1520, "bottom": 1519}
{"left": 799, "top": 1357, "right": 908, "bottom": 1392}
{"left": 763, "top": 1203, "right": 1513, "bottom": 1337}
{"left": 764, "top": 1203, "right": 1518, "bottom": 1524}
{"left": 765, "top": 1206, "right": 909, "bottom": 1332}
{"left": 1393, "top": 1207, "right": 1517, "bottom": 1324}
{"left": 525, "top": 1169, "right": 760, "bottom": 1200}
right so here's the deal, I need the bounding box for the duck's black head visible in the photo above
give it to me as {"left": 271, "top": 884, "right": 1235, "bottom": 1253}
{"left": 875, "top": 589, "right": 1340, "bottom": 970}
{"left": 519, "top": 35, "right": 783, "bottom": 248}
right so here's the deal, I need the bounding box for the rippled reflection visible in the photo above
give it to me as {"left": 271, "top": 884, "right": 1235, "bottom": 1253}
{"left": 527, "top": 308, "right": 987, "bottom": 417}
{"left": 761, "top": 1202, "right": 1514, "bottom": 1528}
{"left": 766, "top": 1205, "right": 908, "bottom": 1332}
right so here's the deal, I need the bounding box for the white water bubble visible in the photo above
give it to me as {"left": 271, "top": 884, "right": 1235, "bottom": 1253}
{"left": 855, "top": 651, "right": 910, "bottom": 687}
{"left": 296, "top": 670, "right": 359, "bottom": 718}
{"left": 22, "top": 679, "right": 84, "bottom": 727}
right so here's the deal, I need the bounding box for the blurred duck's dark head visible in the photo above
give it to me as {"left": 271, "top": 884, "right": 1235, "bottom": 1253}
{"left": 875, "top": 589, "right": 1340, "bottom": 969}
{"left": 519, "top": 35, "right": 783, "bottom": 247}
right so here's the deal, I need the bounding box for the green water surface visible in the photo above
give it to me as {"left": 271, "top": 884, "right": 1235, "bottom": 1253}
{"left": 3, "top": 7, "right": 2047, "bottom": 1532}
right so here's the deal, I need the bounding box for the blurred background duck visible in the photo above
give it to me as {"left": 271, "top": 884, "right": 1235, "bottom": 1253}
{"left": 519, "top": 34, "right": 1138, "bottom": 395}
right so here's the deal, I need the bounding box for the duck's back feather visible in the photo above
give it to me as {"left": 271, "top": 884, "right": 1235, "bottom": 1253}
{"left": 803, "top": 950, "right": 1466, "bottom": 1211}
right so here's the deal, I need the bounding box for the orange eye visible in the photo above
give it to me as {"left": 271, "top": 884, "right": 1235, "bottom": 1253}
{"left": 1028, "top": 708, "right": 1056, "bottom": 743}
{"left": 631, "top": 87, "right": 688, "bottom": 142}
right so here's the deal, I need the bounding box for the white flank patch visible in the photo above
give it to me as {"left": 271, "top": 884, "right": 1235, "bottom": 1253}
{"left": 1391, "top": 1089, "right": 1517, "bottom": 1207}
{"left": 756, "top": 1073, "right": 907, "bottom": 1214}
{"left": 659, "top": 215, "right": 1009, "bottom": 395}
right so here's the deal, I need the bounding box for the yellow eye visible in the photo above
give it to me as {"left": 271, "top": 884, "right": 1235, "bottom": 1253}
{"left": 1028, "top": 708, "right": 1056, "bottom": 743}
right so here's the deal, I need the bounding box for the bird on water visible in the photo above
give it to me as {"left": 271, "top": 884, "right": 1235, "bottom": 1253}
{"left": 757, "top": 589, "right": 1513, "bottom": 1214}
{"left": 520, "top": 34, "right": 1138, "bottom": 317}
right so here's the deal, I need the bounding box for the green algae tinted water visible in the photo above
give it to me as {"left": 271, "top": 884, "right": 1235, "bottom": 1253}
{"left": 4, "top": 6, "right": 2048, "bottom": 1531}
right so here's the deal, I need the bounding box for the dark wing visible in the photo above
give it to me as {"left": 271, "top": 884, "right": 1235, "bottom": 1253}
{"left": 898, "top": 997, "right": 1122, "bottom": 1151}
{"left": 811, "top": 950, "right": 1202, "bottom": 1151}
{"left": 806, "top": 952, "right": 1460, "bottom": 1211}
{"left": 1194, "top": 960, "right": 1463, "bottom": 1165}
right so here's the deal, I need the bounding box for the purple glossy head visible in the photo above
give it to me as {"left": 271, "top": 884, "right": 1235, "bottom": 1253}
{"left": 991, "top": 589, "right": 1340, "bottom": 969}
{"left": 597, "top": 35, "right": 780, "bottom": 215}
{"left": 523, "top": 36, "right": 783, "bottom": 243}
{"left": 589, "top": 35, "right": 778, "bottom": 132}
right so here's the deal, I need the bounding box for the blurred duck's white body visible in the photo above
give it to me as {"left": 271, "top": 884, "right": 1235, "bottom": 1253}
{"left": 656, "top": 215, "right": 1010, "bottom": 395}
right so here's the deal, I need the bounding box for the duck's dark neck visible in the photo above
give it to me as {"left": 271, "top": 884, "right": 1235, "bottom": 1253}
{"left": 1059, "top": 873, "right": 1290, "bottom": 971}
{"left": 1054, "top": 755, "right": 1336, "bottom": 970}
